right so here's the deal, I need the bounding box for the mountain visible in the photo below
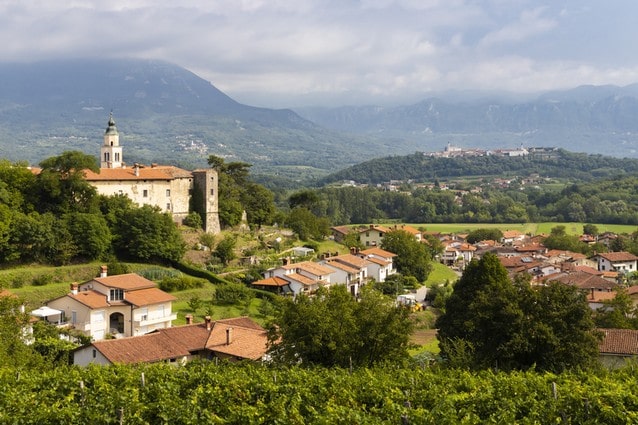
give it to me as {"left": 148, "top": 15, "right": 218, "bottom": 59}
{"left": 294, "top": 85, "right": 638, "bottom": 158}
{"left": 0, "top": 59, "right": 412, "bottom": 181}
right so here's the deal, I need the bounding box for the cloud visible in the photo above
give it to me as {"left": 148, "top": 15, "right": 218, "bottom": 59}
{"left": 0, "top": 1, "right": 636, "bottom": 107}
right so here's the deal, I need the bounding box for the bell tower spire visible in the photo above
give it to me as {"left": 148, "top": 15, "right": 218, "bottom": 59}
{"left": 101, "top": 112, "right": 123, "bottom": 168}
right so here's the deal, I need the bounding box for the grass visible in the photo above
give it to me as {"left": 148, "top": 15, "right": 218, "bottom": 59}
{"left": 425, "top": 262, "right": 459, "bottom": 287}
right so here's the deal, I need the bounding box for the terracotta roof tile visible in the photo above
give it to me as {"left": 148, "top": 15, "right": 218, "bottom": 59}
{"left": 92, "top": 332, "right": 190, "bottom": 364}
{"left": 282, "top": 261, "right": 333, "bottom": 277}
{"left": 360, "top": 247, "right": 396, "bottom": 258}
{"left": 251, "top": 276, "right": 290, "bottom": 287}
{"left": 285, "top": 273, "right": 318, "bottom": 286}
{"left": 597, "top": 252, "right": 638, "bottom": 262}
{"left": 66, "top": 290, "right": 109, "bottom": 309}
{"left": 91, "top": 274, "right": 156, "bottom": 290}
{"left": 83, "top": 165, "right": 192, "bottom": 181}
{"left": 599, "top": 328, "right": 638, "bottom": 355}
{"left": 205, "top": 320, "right": 268, "bottom": 360}
{"left": 124, "top": 288, "right": 176, "bottom": 307}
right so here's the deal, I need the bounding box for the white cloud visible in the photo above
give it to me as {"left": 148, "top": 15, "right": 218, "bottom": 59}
{"left": 0, "top": 0, "right": 636, "bottom": 107}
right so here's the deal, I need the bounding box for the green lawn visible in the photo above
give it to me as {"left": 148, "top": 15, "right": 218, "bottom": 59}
{"left": 425, "top": 262, "right": 458, "bottom": 287}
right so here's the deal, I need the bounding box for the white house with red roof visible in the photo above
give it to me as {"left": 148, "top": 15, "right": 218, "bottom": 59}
{"left": 357, "top": 247, "right": 397, "bottom": 282}
{"left": 83, "top": 115, "right": 220, "bottom": 233}
{"left": 319, "top": 253, "right": 371, "bottom": 296}
{"left": 46, "top": 266, "right": 176, "bottom": 341}
{"left": 258, "top": 260, "right": 334, "bottom": 297}
{"left": 73, "top": 316, "right": 268, "bottom": 366}
{"left": 592, "top": 252, "right": 638, "bottom": 273}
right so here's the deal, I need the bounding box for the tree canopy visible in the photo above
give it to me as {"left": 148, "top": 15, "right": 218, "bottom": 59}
{"left": 268, "top": 285, "right": 413, "bottom": 368}
{"left": 381, "top": 230, "right": 432, "bottom": 282}
{"left": 436, "top": 252, "right": 599, "bottom": 372}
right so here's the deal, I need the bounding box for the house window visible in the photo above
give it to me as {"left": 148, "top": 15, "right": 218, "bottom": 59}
{"left": 115, "top": 153, "right": 120, "bottom": 161}
{"left": 166, "top": 189, "right": 170, "bottom": 197}
{"left": 71, "top": 311, "right": 77, "bottom": 325}
{"left": 110, "top": 288, "right": 124, "bottom": 301}
{"left": 166, "top": 203, "right": 171, "bottom": 211}
{"left": 104, "top": 153, "right": 110, "bottom": 162}
{"left": 143, "top": 190, "right": 148, "bottom": 197}
{"left": 92, "top": 349, "right": 96, "bottom": 358}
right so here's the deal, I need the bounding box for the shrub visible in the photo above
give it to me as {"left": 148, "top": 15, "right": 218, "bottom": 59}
{"left": 158, "top": 276, "right": 206, "bottom": 292}
{"left": 32, "top": 274, "right": 53, "bottom": 287}
{"left": 183, "top": 212, "right": 203, "bottom": 229}
{"left": 214, "top": 283, "right": 254, "bottom": 305}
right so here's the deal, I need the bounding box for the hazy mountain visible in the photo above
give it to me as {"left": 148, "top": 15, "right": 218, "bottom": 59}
{"left": 0, "top": 59, "right": 410, "bottom": 181}
{"left": 295, "top": 85, "right": 638, "bottom": 158}
{"left": 3, "top": 58, "right": 638, "bottom": 185}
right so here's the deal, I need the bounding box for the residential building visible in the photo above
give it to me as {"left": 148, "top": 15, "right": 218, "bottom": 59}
{"left": 592, "top": 252, "right": 638, "bottom": 274}
{"left": 73, "top": 316, "right": 268, "bottom": 366}
{"left": 46, "top": 266, "right": 176, "bottom": 341}
{"left": 599, "top": 328, "right": 638, "bottom": 369}
{"left": 320, "top": 253, "right": 370, "bottom": 296}
{"left": 259, "top": 260, "right": 334, "bottom": 297}
{"left": 358, "top": 247, "right": 397, "bottom": 283}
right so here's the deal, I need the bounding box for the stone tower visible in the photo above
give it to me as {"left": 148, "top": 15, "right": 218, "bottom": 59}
{"left": 192, "top": 169, "right": 221, "bottom": 234}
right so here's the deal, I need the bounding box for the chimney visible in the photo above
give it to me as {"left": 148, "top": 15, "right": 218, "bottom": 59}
{"left": 100, "top": 265, "right": 108, "bottom": 278}
{"left": 226, "top": 327, "right": 233, "bottom": 345}
{"left": 369, "top": 224, "right": 374, "bottom": 229}
{"left": 205, "top": 316, "right": 212, "bottom": 331}
{"left": 70, "top": 283, "right": 79, "bottom": 295}
{"left": 134, "top": 165, "right": 140, "bottom": 177}
{"left": 185, "top": 314, "right": 193, "bottom": 325}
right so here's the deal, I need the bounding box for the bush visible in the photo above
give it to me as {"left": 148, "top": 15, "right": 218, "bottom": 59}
{"left": 158, "top": 276, "right": 206, "bottom": 292}
{"left": 183, "top": 212, "right": 203, "bottom": 229}
{"left": 32, "top": 274, "right": 53, "bottom": 286}
{"left": 214, "top": 283, "right": 254, "bottom": 305}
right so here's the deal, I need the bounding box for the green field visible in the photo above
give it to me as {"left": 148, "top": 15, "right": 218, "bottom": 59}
{"left": 409, "top": 222, "right": 638, "bottom": 236}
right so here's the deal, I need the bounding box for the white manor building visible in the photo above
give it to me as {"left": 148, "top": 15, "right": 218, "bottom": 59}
{"left": 84, "top": 115, "right": 220, "bottom": 233}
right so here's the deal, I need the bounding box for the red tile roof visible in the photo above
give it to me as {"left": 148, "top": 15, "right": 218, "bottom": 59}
{"left": 282, "top": 261, "right": 333, "bottom": 277}
{"left": 251, "top": 276, "right": 290, "bottom": 287}
{"left": 66, "top": 290, "right": 110, "bottom": 309}
{"left": 599, "top": 328, "right": 638, "bottom": 355}
{"left": 83, "top": 165, "right": 192, "bottom": 181}
{"left": 597, "top": 252, "right": 638, "bottom": 262}
{"left": 205, "top": 319, "right": 268, "bottom": 360}
{"left": 91, "top": 274, "right": 156, "bottom": 290}
{"left": 124, "top": 288, "right": 176, "bottom": 307}
{"left": 86, "top": 317, "right": 268, "bottom": 364}
{"left": 360, "top": 247, "right": 396, "bottom": 258}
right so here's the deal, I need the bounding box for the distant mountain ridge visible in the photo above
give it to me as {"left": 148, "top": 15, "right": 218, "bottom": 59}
{"left": 295, "top": 84, "right": 638, "bottom": 158}
{"left": 0, "top": 59, "right": 389, "bottom": 180}
{"left": 2, "top": 58, "right": 638, "bottom": 185}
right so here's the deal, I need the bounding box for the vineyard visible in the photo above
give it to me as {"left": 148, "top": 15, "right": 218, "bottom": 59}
{"left": 2, "top": 362, "right": 638, "bottom": 424}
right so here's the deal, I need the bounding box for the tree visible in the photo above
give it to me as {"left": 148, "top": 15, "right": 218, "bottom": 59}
{"left": 381, "top": 230, "right": 432, "bottom": 282}
{"left": 65, "top": 212, "right": 112, "bottom": 261}
{"left": 286, "top": 207, "right": 330, "bottom": 241}
{"left": 583, "top": 223, "right": 599, "bottom": 236}
{"left": 214, "top": 234, "right": 237, "bottom": 265}
{"left": 436, "top": 253, "right": 600, "bottom": 372}
{"left": 594, "top": 288, "right": 638, "bottom": 329}
{"left": 466, "top": 228, "right": 504, "bottom": 244}
{"left": 268, "top": 285, "right": 413, "bottom": 368}
{"left": 113, "top": 205, "right": 186, "bottom": 263}
{"left": 36, "top": 151, "right": 99, "bottom": 214}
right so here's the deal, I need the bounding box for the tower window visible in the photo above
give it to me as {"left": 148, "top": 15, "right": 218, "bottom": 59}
{"left": 210, "top": 189, "right": 214, "bottom": 196}
{"left": 143, "top": 190, "right": 148, "bottom": 197}
{"left": 115, "top": 153, "right": 120, "bottom": 161}
{"left": 166, "top": 203, "right": 171, "bottom": 211}
{"left": 104, "top": 153, "right": 110, "bottom": 162}
{"left": 110, "top": 142, "right": 114, "bottom": 146}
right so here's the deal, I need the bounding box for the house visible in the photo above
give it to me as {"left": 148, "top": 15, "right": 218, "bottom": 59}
{"left": 501, "top": 230, "right": 525, "bottom": 245}
{"left": 320, "top": 253, "right": 370, "bottom": 296}
{"left": 260, "top": 260, "right": 334, "bottom": 296}
{"left": 330, "top": 225, "right": 353, "bottom": 243}
{"left": 251, "top": 276, "right": 293, "bottom": 296}
{"left": 547, "top": 271, "right": 618, "bottom": 292}
{"left": 45, "top": 266, "right": 176, "bottom": 341}
{"left": 357, "top": 225, "right": 392, "bottom": 247}
{"left": 592, "top": 252, "right": 638, "bottom": 274}
{"left": 357, "top": 247, "right": 397, "bottom": 283}
{"left": 598, "top": 328, "right": 638, "bottom": 369}
{"left": 73, "top": 316, "right": 268, "bottom": 366}
{"left": 83, "top": 115, "right": 220, "bottom": 233}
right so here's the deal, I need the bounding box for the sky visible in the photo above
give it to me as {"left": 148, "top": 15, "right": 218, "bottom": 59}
{"left": 1, "top": 0, "right": 637, "bottom": 108}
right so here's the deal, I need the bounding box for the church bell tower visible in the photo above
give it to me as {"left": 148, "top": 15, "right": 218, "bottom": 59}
{"left": 101, "top": 113, "right": 123, "bottom": 169}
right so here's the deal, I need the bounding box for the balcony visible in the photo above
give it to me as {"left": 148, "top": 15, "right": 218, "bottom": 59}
{"left": 133, "top": 313, "right": 177, "bottom": 327}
